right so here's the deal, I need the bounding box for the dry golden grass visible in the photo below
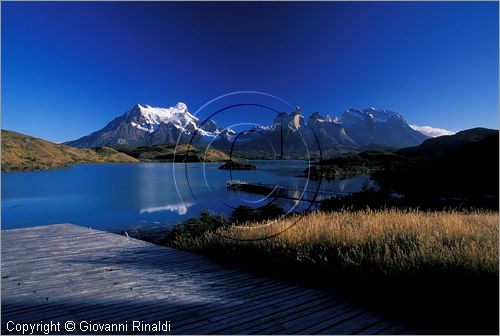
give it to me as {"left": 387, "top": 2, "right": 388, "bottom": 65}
{"left": 172, "top": 209, "right": 499, "bottom": 277}
{"left": 2, "top": 129, "right": 138, "bottom": 171}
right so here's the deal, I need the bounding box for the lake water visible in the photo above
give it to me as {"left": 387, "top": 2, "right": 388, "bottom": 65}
{"left": 1, "top": 161, "right": 368, "bottom": 233}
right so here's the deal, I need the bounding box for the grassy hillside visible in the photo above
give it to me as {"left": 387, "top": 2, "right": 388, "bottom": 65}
{"left": 1, "top": 130, "right": 139, "bottom": 172}
{"left": 114, "top": 143, "right": 230, "bottom": 162}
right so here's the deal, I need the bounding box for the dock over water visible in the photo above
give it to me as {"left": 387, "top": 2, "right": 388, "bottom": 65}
{"left": 2, "top": 224, "right": 413, "bottom": 334}
{"left": 226, "top": 180, "right": 351, "bottom": 204}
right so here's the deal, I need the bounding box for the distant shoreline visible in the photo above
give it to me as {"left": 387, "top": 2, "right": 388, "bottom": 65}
{"left": 1, "top": 159, "right": 308, "bottom": 173}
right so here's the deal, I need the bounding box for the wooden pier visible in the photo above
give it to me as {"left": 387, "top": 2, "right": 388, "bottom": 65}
{"left": 226, "top": 180, "right": 351, "bottom": 204}
{"left": 1, "top": 224, "right": 414, "bottom": 334}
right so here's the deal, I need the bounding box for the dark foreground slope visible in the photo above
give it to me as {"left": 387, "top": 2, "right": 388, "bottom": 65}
{"left": 318, "top": 127, "right": 499, "bottom": 210}
{"left": 373, "top": 130, "right": 499, "bottom": 207}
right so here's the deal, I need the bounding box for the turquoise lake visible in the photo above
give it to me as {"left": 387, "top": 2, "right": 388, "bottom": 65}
{"left": 1, "top": 161, "right": 368, "bottom": 233}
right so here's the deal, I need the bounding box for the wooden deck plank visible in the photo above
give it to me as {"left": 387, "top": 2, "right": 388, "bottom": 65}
{"left": 2, "top": 256, "right": 230, "bottom": 285}
{"left": 355, "top": 319, "right": 400, "bottom": 334}
{"left": 182, "top": 286, "right": 310, "bottom": 331}
{"left": 184, "top": 291, "right": 337, "bottom": 334}
{"left": 375, "top": 324, "right": 415, "bottom": 335}
{"left": 288, "top": 308, "right": 366, "bottom": 334}
{"left": 281, "top": 303, "right": 362, "bottom": 334}
{"left": 172, "top": 289, "right": 318, "bottom": 334}
{"left": 77, "top": 278, "right": 290, "bottom": 327}
{"left": 234, "top": 296, "right": 343, "bottom": 334}
{"left": 318, "top": 311, "right": 387, "bottom": 334}
{"left": 3, "top": 270, "right": 275, "bottom": 323}
{"left": 2, "top": 224, "right": 410, "bottom": 335}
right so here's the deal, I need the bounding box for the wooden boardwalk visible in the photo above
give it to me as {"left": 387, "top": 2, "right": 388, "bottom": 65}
{"left": 1, "top": 224, "right": 414, "bottom": 335}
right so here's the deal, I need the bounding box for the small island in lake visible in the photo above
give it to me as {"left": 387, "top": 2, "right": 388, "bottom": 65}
{"left": 218, "top": 160, "right": 257, "bottom": 170}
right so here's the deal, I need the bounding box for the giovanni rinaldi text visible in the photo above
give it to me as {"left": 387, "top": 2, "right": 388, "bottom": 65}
{"left": 5, "top": 320, "right": 172, "bottom": 334}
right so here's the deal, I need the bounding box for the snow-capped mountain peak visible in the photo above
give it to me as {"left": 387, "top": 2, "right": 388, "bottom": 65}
{"left": 342, "top": 108, "right": 406, "bottom": 126}
{"left": 340, "top": 107, "right": 428, "bottom": 147}
{"left": 65, "top": 102, "right": 222, "bottom": 148}
{"left": 307, "top": 112, "right": 341, "bottom": 125}
{"left": 175, "top": 101, "right": 188, "bottom": 111}
{"left": 125, "top": 102, "right": 201, "bottom": 133}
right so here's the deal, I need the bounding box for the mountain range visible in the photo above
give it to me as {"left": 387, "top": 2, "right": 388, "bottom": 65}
{"left": 65, "top": 102, "right": 430, "bottom": 153}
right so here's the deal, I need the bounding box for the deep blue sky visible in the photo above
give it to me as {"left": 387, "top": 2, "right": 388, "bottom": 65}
{"left": 2, "top": 1, "right": 498, "bottom": 142}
